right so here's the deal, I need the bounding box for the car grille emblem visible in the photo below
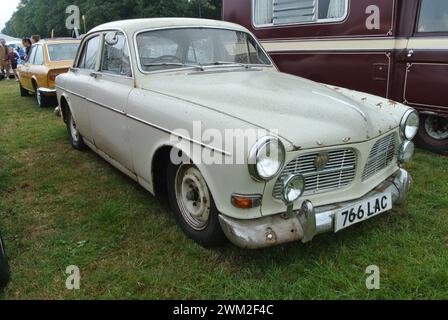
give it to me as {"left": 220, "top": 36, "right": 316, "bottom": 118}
{"left": 314, "top": 152, "right": 329, "bottom": 171}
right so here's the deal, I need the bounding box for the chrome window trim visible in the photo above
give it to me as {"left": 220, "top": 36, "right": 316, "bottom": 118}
{"left": 133, "top": 26, "right": 276, "bottom": 75}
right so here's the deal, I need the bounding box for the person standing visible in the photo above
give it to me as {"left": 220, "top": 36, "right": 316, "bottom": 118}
{"left": 22, "top": 38, "right": 32, "bottom": 61}
{"left": 0, "top": 40, "right": 9, "bottom": 79}
{"left": 31, "top": 35, "right": 40, "bottom": 44}
{"left": 6, "top": 47, "right": 19, "bottom": 81}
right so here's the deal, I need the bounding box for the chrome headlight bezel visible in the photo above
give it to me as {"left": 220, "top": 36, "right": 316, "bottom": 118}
{"left": 400, "top": 109, "right": 420, "bottom": 141}
{"left": 398, "top": 140, "right": 415, "bottom": 163}
{"left": 248, "top": 136, "right": 286, "bottom": 182}
{"left": 282, "top": 174, "right": 306, "bottom": 205}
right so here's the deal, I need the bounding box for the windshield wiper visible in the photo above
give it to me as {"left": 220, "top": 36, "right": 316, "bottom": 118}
{"left": 143, "top": 62, "right": 204, "bottom": 71}
{"left": 207, "top": 61, "right": 252, "bottom": 69}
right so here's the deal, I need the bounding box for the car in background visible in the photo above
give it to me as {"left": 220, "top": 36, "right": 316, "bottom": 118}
{"left": 17, "top": 39, "right": 80, "bottom": 107}
{"left": 0, "top": 232, "right": 10, "bottom": 290}
{"left": 56, "top": 18, "right": 417, "bottom": 249}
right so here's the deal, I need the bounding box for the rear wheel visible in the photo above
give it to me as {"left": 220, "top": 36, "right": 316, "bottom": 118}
{"left": 66, "top": 108, "right": 86, "bottom": 150}
{"left": 415, "top": 115, "right": 448, "bottom": 155}
{"left": 167, "top": 162, "right": 227, "bottom": 248}
{"left": 19, "top": 82, "right": 28, "bottom": 96}
{"left": 0, "top": 233, "right": 10, "bottom": 290}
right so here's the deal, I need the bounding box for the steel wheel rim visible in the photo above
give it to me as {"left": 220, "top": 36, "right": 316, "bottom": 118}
{"left": 425, "top": 116, "right": 448, "bottom": 140}
{"left": 69, "top": 116, "right": 80, "bottom": 142}
{"left": 175, "top": 165, "right": 211, "bottom": 231}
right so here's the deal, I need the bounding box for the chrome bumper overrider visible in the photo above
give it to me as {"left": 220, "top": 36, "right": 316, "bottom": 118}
{"left": 38, "top": 87, "right": 57, "bottom": 96}
{"left": 219, "top": 169, "right": 411, "bottom": 249}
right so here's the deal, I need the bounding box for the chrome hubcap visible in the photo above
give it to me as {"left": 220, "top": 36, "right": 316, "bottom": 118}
{"left": 175, "top": 165, "right": 211, "bottom": 231}
{"left": 425, "top": 116, "right": 448, "bottom": 140}
{"left": 69, "top": 116, "right": 80, "bottom": 142}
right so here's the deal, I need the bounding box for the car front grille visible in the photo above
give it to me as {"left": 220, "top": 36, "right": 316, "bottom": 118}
{"left": 362, "top": 132, "right": 398, "bottom": 181}
{"left": 272, "top": 149, "right": 357, "bottom": 200}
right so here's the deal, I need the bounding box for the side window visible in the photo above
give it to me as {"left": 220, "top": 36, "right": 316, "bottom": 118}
{"left": 417, "top": 0, "right": 448, "bottom": 33}
{"left": 27, "top": 47, "right": 36, "bottom": 64}
{"left": 100, "top": 32, "right": 132, "bottom": 77}
{"left": 254, "top": 0, "right": 348, "bottom": 26}
{"left": 33, "top": 46, "right": 44, "bottom": 65}
{"left": 77, "top": 36, "right": 100, "bottom": 70}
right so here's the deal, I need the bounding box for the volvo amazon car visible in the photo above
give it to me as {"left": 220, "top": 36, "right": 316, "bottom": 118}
{"left": 18, "top": 38, "right": 80, "bottom": 108}
{"left": 56, "top": 18, "right": 418, "bottom": 249}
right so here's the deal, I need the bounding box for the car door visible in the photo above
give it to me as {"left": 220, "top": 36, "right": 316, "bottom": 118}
{"left": 63, "top": 34, "right": 102, "bottom": 143}
{"left": 31, "top": 44, "right": 47, "bottom": 91}
{"left": 86, "top": 31, "right": 134, "bottom": 171}
{"left": 19, "top": 46, "right": 36, "bottom": 90}
{"left": 403, "top": 0, "right": 448, "bottom": 116}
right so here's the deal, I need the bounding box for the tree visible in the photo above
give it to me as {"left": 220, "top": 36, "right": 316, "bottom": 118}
{"left": 2, "top": 0, "right": 223, "bottom": 38}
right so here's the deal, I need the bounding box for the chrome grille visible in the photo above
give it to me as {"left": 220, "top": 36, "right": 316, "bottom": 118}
{"left": 362, "top": 133, "right": 398, "bottom": 181}
{"left": 273, "top": 149, "right": 357, "bottom": 199}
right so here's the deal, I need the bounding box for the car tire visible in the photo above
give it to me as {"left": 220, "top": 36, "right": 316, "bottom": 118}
{"left": 167, "top": 162, "right": 227, "bottom": 248}
{"left": 19, "top": 83, "right": 29, "bottom": 97}
{"left": 0, "top": 233, "right": 10, "bottom": 290}
{"left": 415, "top": 114, "right": 448, "bottom": 155}
{"left": 65, "top": 108, "right": 86, "bottom": 150}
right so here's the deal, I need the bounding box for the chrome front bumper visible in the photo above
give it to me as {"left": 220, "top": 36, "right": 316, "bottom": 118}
{"left": 219, "top": 169, "right": 411, "bottom": 249}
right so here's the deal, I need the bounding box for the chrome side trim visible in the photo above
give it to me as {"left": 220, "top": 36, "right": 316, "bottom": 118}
{"left": 56, "top": 86, "right": 231, "bottom": 156}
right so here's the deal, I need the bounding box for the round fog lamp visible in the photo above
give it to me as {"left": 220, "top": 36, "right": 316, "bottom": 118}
{"left": 398, "top": 141, "right": 415, "bottom": 163}
{"left": 282, "top": 174, "right": 305, "bottom": 205}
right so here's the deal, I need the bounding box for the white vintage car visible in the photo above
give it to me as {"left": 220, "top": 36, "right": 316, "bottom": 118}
{"left": 56, "top": 18, "right": 419, "bottom": 249}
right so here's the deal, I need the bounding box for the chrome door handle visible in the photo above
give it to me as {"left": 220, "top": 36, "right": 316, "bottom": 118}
{"left": 407, "top": 50, "right": 414, "bottom": 58}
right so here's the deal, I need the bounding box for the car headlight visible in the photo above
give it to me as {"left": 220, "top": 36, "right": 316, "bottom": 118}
{"left": 248, "top": 137, "right": 285, "bottom": 181}
{"left": 398, "top": 140, "right": 415, "bottom": 163}
{"left": 282, "top": 174, "right": 306, "bottom": 204}
{"left": 400, "top": 109, "right": 420, "bottom": 140}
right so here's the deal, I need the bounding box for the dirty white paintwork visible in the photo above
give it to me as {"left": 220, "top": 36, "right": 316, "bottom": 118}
{"left": 56, "top": 18, "right": 412, "bottom": 220}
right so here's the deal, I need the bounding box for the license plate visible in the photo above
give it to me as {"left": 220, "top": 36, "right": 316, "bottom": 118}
{"left": 334, "top": 192, "right": 392, "bottom": 232}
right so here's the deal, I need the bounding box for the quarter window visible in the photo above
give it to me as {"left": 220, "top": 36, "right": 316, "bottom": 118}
{"left": 33, "top": 46, "right": 44, "bottom": 65}
{"left": 100, "top": 32, "right": 132, "bottom": 77}
{"left": 78, "top": 36, "right": 100, "bottom": 70}
{"left": 417, "top": 0, "right": 448, "bottom": 33}
{"left": 253, "top": 0, "right": 348, "bottom": 26}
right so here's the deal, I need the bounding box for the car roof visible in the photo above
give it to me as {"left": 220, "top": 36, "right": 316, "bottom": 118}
{"left": 90, "top": 18, "right": 248, "bottom": 35}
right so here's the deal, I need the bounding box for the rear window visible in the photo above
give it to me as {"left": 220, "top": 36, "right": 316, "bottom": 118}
{"left": 47, "top": 43, "right": 79, "bottom": 61}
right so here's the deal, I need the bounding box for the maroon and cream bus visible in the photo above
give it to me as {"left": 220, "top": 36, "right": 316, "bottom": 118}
{"left": 223, "top": 0, "right": 448, "bottom": 154}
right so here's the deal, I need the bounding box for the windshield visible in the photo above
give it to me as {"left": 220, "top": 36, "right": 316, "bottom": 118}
{"left": 47, "top": 43, "right": 79, "bottom": 61}
{"left": 136, "top": 28, "right": 272, "bottom": 72}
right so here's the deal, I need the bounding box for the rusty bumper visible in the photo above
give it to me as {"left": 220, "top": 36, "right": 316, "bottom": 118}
{"left": 219, "top": 169, "right": 411, "bottom": 249}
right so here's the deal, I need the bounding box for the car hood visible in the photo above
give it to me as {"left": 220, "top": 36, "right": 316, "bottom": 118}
{"left": 140, "top": 69, "right": 408, "bottom": 150}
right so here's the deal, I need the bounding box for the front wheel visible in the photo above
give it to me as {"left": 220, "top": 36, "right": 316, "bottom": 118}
{"left": 415, "top": 115, "right": 448, "bottom": 155}
{"left": 65, "top": 108, "right": 86, "bottom": 150}
{"left": 0, "top": 233, "right": 10, "bottom": 290}
{"left": 167, "top": 163, "right": 227, "bottom": 248}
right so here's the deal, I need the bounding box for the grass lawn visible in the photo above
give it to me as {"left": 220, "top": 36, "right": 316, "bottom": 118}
{"left": 0, "top": 79, "right": 447, "bottom": 300}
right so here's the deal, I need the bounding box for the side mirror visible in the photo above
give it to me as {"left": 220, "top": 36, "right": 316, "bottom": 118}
{"left": 105, "top": 32, "right": 119, "bottom": 46}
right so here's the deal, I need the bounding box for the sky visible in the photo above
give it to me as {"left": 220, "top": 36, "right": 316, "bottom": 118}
{"left": 0, "top": 0, "right": 20, "bottom": 32}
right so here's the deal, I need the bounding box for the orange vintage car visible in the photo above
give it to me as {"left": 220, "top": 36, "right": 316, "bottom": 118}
{"left": 17, "top": 39, "right": 80, "bottom": 107}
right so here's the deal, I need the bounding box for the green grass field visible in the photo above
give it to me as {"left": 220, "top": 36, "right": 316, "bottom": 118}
{"left": 0, "top": 80, "right": 447, "bottom": 300}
